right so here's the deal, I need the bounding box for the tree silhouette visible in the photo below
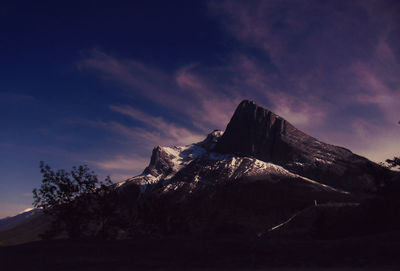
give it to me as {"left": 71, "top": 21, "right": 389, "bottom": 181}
{"left": 386, "top": 157, "right": 400, "bottom": 170}
{"left": 89, "top": 176, "right": 123, "bottom": 239}
{"left": 376, "top": 156, "right": 400, "bottom": 200}
{"left": 33, "top": 162, "right": 121, "bottom": 239}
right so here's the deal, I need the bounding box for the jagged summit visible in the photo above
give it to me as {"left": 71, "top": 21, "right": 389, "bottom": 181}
{"left": 213, "top": 99, "right": 304, "bottom": 162}
{"left": 214, "top": 99, "right": 335, "bottom": 165}
{"left": 213, "top": 100, "right": 388, "bottom": 191}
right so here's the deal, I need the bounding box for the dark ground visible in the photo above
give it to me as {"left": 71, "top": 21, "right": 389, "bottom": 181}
{"left": 2, "top": 232, "right": 400, "bottom": 271}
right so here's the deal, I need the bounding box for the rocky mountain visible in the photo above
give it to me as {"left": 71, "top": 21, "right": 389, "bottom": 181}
{"left": 116, "top": 100, "right": 394, "bottom": 235}
{"left": 214, "top": 100, "right": 388, "bottom": 192}
{"left": 122, "top": 100, "right": 389, "bottom": 194}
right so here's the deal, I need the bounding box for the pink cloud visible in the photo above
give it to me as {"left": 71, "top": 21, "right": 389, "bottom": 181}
{"left": 175, "top": 65, "right": 204, "bottom": 90}
{"left": 173, "top": 65, "right": 242, "bottom": 129}
{"left": 265, "top": 91, "right": 326, "bottom": 129}
{"left": 376, "top": 39, "right": 396, "bottom": 63}
{"left": 92, "top": 155, "right": 148, "bottom": 171}
{"left": 80, "top": 50, "right": 242, "bottom": 132}
{"left": 79, "top": 49, "right": 191, "bottom": 111}
{"left": 350, "top": 62, "right": 400, "bottom": 124}
{"left": 323, "top": 119, "right": 400, "bottom": 163}
{"left": 222, "top": 55, "right": 329, "bottom": 130}
{"left": 195, "top": 97, "right": 241, "bottom": 130}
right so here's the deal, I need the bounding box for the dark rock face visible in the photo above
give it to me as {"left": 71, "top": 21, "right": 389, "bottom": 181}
{"left": 214, "top": 100, "right": 391, "bottom": 192}
{"left": 213, "top": 100, "right": 301, "bottom": 162}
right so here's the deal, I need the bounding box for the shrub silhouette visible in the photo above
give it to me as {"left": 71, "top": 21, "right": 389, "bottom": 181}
{"left": 386, "top": 156, "right": 400, "bottom": 170}
{"left": 33, "top": 162, "right": 121, "bottom": 240}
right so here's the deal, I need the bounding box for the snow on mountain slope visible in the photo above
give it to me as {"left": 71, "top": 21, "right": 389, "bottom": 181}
{"left": 162, "top": 154, "right": 349, "bottom": 194}
{"left": 120, "top": 130, "right": 348, "bottom": 195}
{"left": 120, "top": 130, "right": 222, "bottom": 190}
{"left": 117, "top": 100, "right": 393, "bottom": 196}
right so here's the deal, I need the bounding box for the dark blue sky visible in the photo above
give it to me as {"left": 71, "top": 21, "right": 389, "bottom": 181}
{"left": 1, "top": 0, "right": 400, "bottom": 218}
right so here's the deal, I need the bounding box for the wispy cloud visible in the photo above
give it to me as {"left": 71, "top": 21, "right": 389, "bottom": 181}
{"left": 79, "top": 49, "right": 192, "bottom": 114}
{"left": 80, "top": 50, "right": 240, "bottom": 132}
{"left": 93, "top": 155, "right": 148, "bottom": 171}
{"left": 350, "top": 60, "right": 400, "bottom": 125}
{"left": 109, "top": 105, "right": 204, "bottom": 146}
{"left": 265, "top": 91, "right": 326, "bottom": 128}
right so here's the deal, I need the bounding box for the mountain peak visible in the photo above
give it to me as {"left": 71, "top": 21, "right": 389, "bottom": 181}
{"left": 129, "top": 100, "right": 389, "bottom": 194}
{"left": 213, "top": 99, "right": 297, "bottom": 162}
{"left": 237, "top": 99, "right": 257, "bottom": 107}
{"left": 236, "top": 100, "right": 278, "bottom": 119}
{"left": 231, "top": 100, "right": 291, "bottom": 136}
{"left": 213, "top": 99, "right": 389, "bottom": 191}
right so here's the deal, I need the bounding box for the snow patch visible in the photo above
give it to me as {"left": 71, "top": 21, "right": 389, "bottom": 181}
{"left": 161, "top": 144, "right": 207, "bottom": 177}
{"left": 315, "top": 157, "right": 333, "bottom": 165}
{"left": 18, "top": 208, "right": 34, "bottom": 215}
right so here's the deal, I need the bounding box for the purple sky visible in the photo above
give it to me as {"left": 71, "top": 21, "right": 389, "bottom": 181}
{"left": 1, "top": 0, "right": 400, "bottom": 218}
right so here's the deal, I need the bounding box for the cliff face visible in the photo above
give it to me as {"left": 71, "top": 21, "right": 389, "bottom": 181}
{"left": 213, "top": 100, "right": 299, "bottom": 162}
{"left": 213, "top": 100, "right": 390, "bottom": 191}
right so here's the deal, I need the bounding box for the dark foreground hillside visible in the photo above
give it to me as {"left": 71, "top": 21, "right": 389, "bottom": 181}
{"left": 2, "top": 233, "right": 400, "bottom": 271}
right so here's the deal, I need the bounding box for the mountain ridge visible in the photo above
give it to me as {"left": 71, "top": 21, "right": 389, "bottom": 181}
{"left": 122, "top": 100, "right": 390, "bottom": 194}
{"left": 212, "top": 99, "right": 389, "bottom": 192}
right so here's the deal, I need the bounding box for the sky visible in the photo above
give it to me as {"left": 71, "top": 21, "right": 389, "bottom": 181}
{"left": 1, "top": 0, "right": 400, "bottom": 218}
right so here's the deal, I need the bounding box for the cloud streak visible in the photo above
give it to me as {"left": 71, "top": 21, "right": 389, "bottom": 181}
{"left": 93, "top": 156, "right": 148, "bottom": 171}
{"left": 109, "top": 105, "right": 204, "bottom": 146}
{"left": 80, "top": 50, "right": 241, "bottom": 132}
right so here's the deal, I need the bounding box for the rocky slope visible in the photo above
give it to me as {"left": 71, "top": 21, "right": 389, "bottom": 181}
{"left": 115, "top": 100, "right": 395, "bottom": 234}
